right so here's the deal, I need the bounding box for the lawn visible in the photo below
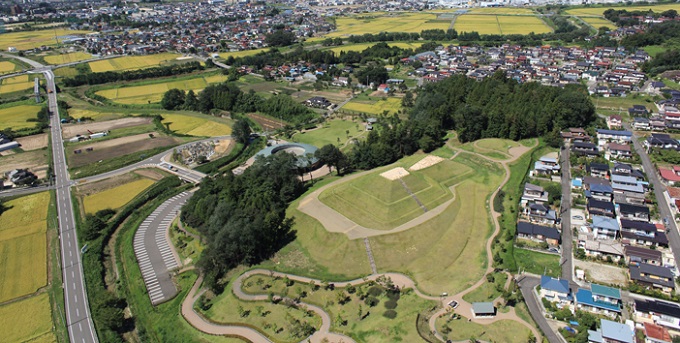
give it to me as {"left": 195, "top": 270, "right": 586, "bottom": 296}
{"left": 82, "top": 178, "right": 156, "bottom": 214}
{"left": 0, "top": 103, "right": 42, "bottom": 131}
{"left": 292, "top": 119, "right": 365, "bottom": 148}
{"left": 43, "top": 51, "right": 92, "bottom": 65}
{"left": 0, "top": 192, "right": 50, "bottom": 302}
{"left": 0, "top": 293, "right": 56, "bottom": 343}
{"left": 435, "top": 317, "right": 531, "bottom": 343}
{"left": 341, "top": 97, "right": 402, "bottom": 116}
{"left": 0, "top": 74, "right": 38, "bottom": 95}
{"left": 95, "top": 73, "right": 229, "bottom": 104}
{"left": 88, "top": 53, "right": 183, "bottom": 73}
{"left": 0, "top": 29, "right": 90, "bottom": 51}
{"left": 591, "top": 94, "right": 656, "bottom": 114}
{"left": 513, "top": 248, "right": 561, "bottom": 277}
{"left": 462, "top": 271, "right": 508, "bottom": 303}
{"left": 475, "top": 138, "right": 521, "bottom": 156}
{"left": 161, "top": 113, "right": 232, "bottom": 137}
{"left": 326, "top": 42, "right": 423, "bottom": 54}
{"left": 368, "top": 153, "right": 503, "bottom": 295}
{"left": 455, "top": 14, "right": 551, "bottom": 34}
{"left": 327, "top": 12, "right": 450, "bottom": 37}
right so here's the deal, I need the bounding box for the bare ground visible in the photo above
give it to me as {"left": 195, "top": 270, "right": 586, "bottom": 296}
{"left": 134, "top": 168, "right": 165, "bottom": 181}
{"left": 0, "top": 149, "right": 48, "bottom": 178}
{"left": 69, "top": 135, "right": 178, "bottom": 168}
{"left": 574, "top": 259, "right": 628, "bottom": 286}
{"left": 15, "top": 133, "right": 48, "bottom": 151}
{"left": 247, "top": 113, "right": 285, "bottom": 131}
{"left": 62, "top": 117, "right": 153, "bottom": 139}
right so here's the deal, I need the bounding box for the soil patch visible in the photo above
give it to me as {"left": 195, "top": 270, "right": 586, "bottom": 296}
{"left": 134, "top": 168, "right": 165, "bottom": 181}
{"left": 15, "top": 134, "right": 48, "bottom": 151}
{"left": 247, "top": 113, "right": 285, "bottom": 131}
{"left": 409, "top": 155, "right": 444, "bottom": 171}
{"left": 213, "top": 139, "right": 233, "bottom": 155}
{"left": 380, "top": 167, "right": 409, "bottom": 180}
{"left": 69, "top": 135, "right": 178, "bottom": 168}
{"left": 62, "top": 117, "right": 153, "bottom": 139}
{"left": 0, "top": 150, "right": 48, "bottom": 179}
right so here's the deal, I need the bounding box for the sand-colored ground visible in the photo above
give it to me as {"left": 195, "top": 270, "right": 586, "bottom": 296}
{"left": 76, "top": 172, "right": 139, "bottom": 196}
{"left": 379, "top": 166, "right": 409, "bottom": 180}
{"left": 15, "top": 134, "right": 48, "bottom": 151}
{"left": 0, "top": 150, "right": 48, "bottom": 179}
{"left": 77, "top": 132, "right": 157, "bottom": 150}
{"left": 134, "top": 168, "right": 165, "bottom": 181}
{"left": 409, "top": 155, "right": 444, "bottom": 171}
{"left": 213, "top": 139, "right": 232, "bottom": 155}
{"left": 61, "top": 117, "right": 153, "bottom": 139}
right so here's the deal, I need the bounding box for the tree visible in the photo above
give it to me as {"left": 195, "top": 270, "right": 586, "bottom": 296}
{"left": 401, "top": 90, "right": 414, "bottom": 107}
{"left": 265, "top": 30, "right": 296, "bottom": 47}
{"left": 184, "top": 90, "right": 198, "bottom": 111}
{"left": 161, "top": 88, "right": 186, "bottom": 110}
{"left": 355, "top": 65, "right": 389, "bottom": 86}
{"left": 232, "top": 118, "right": 252, "bottom": 145}
{"left": 315, "top": 144, "right": 346, "bottom": 175}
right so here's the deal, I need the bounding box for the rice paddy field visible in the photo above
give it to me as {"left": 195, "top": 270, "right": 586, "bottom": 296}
{"left": 580, "top": 17, "right": 617, "bottom": 30}
{"left": 327, "top": 13, "right": 451, "bottom": 37}
{"left": 83, "top": 178, "right": 155, "bottom": 214}
{"left": 466, "top": 7, "right": 536, "bottom": 14}
{"left": 161, "top": 113, "right": 233, "bottom": 137}
{"left": 327, "top": 41, "right": 423, "bottom": 54}
{"left": 566, "top": 4, "right": 680, "bottom": 16}
{"left": 455, "top": 14, "right": 551, "bottom": 35}
{"left": 0, "top": 60, "right": 20, "bottom": 74}
{"left": 95, "top": 73, "right": 229, "bottom": 104}
{"left": 0, "top": 192, "right": 50, "bottom": 303}
{"left": 341, "top": 97, "right": 402, "bottom": 115}
{"left": 0, "top": 29, "right": 90, "bottom": 51}
{"left": 0, "top": 74, "right": 39, "bottom": 95}
{"left": 0, "top": 103, "right": 42, "bottom": 131}
{"left": 43, "top": 51, "right": 92, "bottom": 65}
{"left": 218, "top": 48, "right": 270, "bottom": 60}
{"left": 0, "top": 293, "right": 56, "bottom": 343}
{"left": 88, "top": 53, "right": 183, "bottom": 73}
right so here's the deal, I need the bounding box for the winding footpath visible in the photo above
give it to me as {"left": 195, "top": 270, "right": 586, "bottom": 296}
{"left": 175, "top": 139, "right": 541, "bottom": 343}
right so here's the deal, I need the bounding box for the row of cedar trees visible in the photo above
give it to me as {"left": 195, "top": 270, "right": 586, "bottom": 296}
{"left": 179, "top": 71, "right": 596, "bottom": 290}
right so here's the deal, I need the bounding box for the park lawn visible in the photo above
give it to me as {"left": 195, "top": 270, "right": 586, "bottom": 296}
{"left": 497, "top": 15, "right": 552, "bottom": 34}
{"left": 0, "top": 104, "right": 42, "bottom": 131}
{"left": 161, "top": 113, "right": 232, "bottom": 137}
{"left": 43, "top": 51, "right": 92, "bottom": 65}
{"left": 592, "top": 94, "right": 656, "bottom": 114}
{"left": 327, "top": 12, "right": 450, "bottom": 37}
{"left": 0, "top": 29, "right": 90, "bottom": 51}
{"left": 580, "top": 17, "right": 617, "bottom": 30}
{"left": 0, "top": 60, "right": 19, "bottom": 74}
{"left": 566, "top": 3, "right": 680, "bottom": 16}
{"left": 237, "top": 274, "right": 437, "bottom": 343}
{"left": 0, "top": 293, "right": 56, "bottom": 343}
{"left": 293, "top": 119, "right": 365, "bottom": 148}
{"left": 462, "top": 272, "right": 507, "bottom": 303}
{"left": 475, "top": 138, "right": 521, "bottom": 156}
{"left": 436, "top": 317, "right": 531, "bottom": 343}
{"left": 369, "top": 154, "right": 504, "bottom": 295}
{"left": 83, "top": 178, "right": 155, "bottom": 214}
{"left": 341, "top": 97, "right": 402, "bottom": 116}
{"left": 88, "top": 53, "right": 183, "bottom": 72}
{"left": 513, "top": 248, "right": 561, "bottom": 277}
{"left": 327, "top": 42, "right": 423, "bottom": 54}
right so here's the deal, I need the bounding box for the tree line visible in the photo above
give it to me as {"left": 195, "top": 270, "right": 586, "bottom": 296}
{"left": 621, "top": 21, "right": 680, "bottom": 51}
{"left": 62, "top": 61, "right": 204, "bottom": 87}
{"left": 604, "top": 8, "right": 678, "bottom": 27}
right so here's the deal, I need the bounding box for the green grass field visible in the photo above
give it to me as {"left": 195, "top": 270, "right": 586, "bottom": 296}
{"left": 0, "top": 192, "right": 50, "bottom": 302}
{"left": 293, "top": 119, "right": 364, "bottom": 148}
{"left": 0, "top": 293, "right": 56, "bottom": 343}
{"left": 328, "top": 12, "right": 450, "bottom": 37}
{"left": 341, "top": 97, "right": 402, "bottom": 116}
{"left": 436, "top": 317, "right": 531, "bottom": 343}
{"left": 161, "top": 113, "right": 233, "bottom": 136}
{"left": 513, "top": 248, "right": 560, "bottom": 277}
{"left": 462, "top": 271, "right": 508, "bottom": 303}
{"left": 455, "top": 14, "right": 551, "bottom": 34}
{"left": 83, "top": 178, "right": 155, "bottom": 214}
{"left": 89, "top": 53, "right": 184, "bottom": 73}
{"left": 0, "top": 103, "right": 42, "bottom": 131}
{"left": 0, "top": 29, "right": 90, "bottom": 51}
{"left": 43, "top": 51, "right": 92, "bottom": 65}
{"left": 475, "top": 138, "right": 521, "bottom": 156}
{"left": 95, "top": 73, "right": 229, "bottom": 104}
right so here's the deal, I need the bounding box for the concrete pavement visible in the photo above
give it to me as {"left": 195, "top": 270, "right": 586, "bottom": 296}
{"left": 517, "top": 275, "right": 565, "bottom": 343}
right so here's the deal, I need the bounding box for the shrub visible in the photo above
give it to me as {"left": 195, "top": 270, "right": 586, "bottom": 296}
{"left": 384, "top": 300, "right": 398, "bottom": 309}
{"left": 383, "top": 310, "right": 397, "bottom": 319}
{"left": 368, "top": 286, "right": 384, "bottom": 297}
{"left": 364, "top": 296, "right": 379, "bottom": 307}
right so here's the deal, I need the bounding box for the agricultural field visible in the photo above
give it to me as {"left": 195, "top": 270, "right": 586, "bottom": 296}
{"left": 67, "top": 108, "right": 126, "bottom": 121}
{"left": 95, "top": 73, "right": 229, "bottom": 104}
{"left": 218, "top": 48, "right": 270, "bottom": 60}
{"left": 455, "top": 14, "right": 551, "bottom": 35}
{"left": 0, "top": 74, "right": 39, "bottom": 95}
{"left": 67, "top": 133, "right": 180, "bottom": 168}
{"left": 0, "top": 60, "right": 21, "bottom": 74}
{"left": 161, "top": 113, "right": 233, "bottom": 137}
{"left": 326, "top": 42, "right": 424, "bottom": 54}
{"left": 327, "top": 12, "right": 450, "bottom": 37}
{"left": 293, "top": 119, "right": 365, "bottom": 148}
{"left": 88, "top": 53, "right": 184, "bottom": 73}
{"left": 53, "top": 66, "right": 79, "bottom": 77}
{"left": 0, "top": 103, "right": 42, "bottom": 131}
{"left": 0, "top": 293, "right": 56, "bottom": 343}
{"left": 579, "top": 17, "right": 617, "bottom": 30}
{"left": 435, "top": 317, "right": 531, "bottom": 343}
{"left": 465, "top": 7, "right": 536, "bottom": 14}
{"left": 566, "top": 4, "right": 680, "bottom": 16}
{"left": 0, "top": 29, "right": 90, "bottom": 51}
{"left": 82, "top": 177, "right": 156, "bottom": 214}
{"left": 43, "top": 51, "right": 92, "bottom": 65}
{"left": 341, "top": 97, "right": 402, "bottom": 116}
{"left": 0, "top": 149, "right": 49, "bottom": 179}
{"left": 0, "top": 192, "right": 50, "bottom": 303}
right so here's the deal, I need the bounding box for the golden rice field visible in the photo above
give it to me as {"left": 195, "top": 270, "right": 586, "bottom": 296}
{"left": 68, "top": 108, "right": 123, "bottom": 121}
{"left": 0, "top": 192, "right": 50, "bottom": 303}
{"left": 53, "top": 66, "right": 79, "bottom": 77}
{"left": 0, "top": 74, "right": 38, "bottom": 95}
{"left": 455, "top": 14, "right": 551, "bottom": 34}
{"left": 0, "top": 60, "right": 19, "bottom": 74}
{"left": 341, "top": 97, "right": 402, "bottom": 115}
{"left": 89, "top": 53, "right": 183, "bottom": 73}
{"left": 327, "top": 13, "right": 451, "bottom": 37}
{"left": 328, "top": 42, "right": 424, "bottom": 54}
{"left": 43, "top": 51, "right": 92, "bottom": 65}
{"left": 580, "top": 17, "right": 617, "bottom": 30}
{"left": 0, "top": 104, "right": 42, "bottom": 131}
{"left": 0, "top": 29, "right": 90, "bottom": 51}
{"left": 83, "top": 178, "right": 155, "bottom": 214}
{"left": 96, "top": 73, "right": 229, "bottom": 104}
{"left": 161, "top": 113, "right": 233, "bottom": 137}
{"left": 0, "top": 293, "right": 56, "bottom": 343}
{"left": 466, "top": 7, "right": 536, "bottom": 14}
{"left": 218, "top": 48, "right": 269, "bottom": 60}
{"left": 566, "top": 4, "right": 680, "bottom": 16}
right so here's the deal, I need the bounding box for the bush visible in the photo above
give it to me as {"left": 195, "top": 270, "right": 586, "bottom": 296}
{"left": 383, "top": 310, "right": 397, "bottom": 319}
{"left": 386, "top": 289, "right": 400, "bottom": 301}
{"left": 364, "top": 296, "right": 379, "bottom": 307}
{"left": 384, "top": 300, "right": 398, "bottom": 309}
{"left": 368, "top": 286, "right": 384, "bottom": 297}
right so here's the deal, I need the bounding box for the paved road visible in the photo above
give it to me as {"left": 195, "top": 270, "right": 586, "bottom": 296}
{"left": 134, "top": 192, "right": 192, "bottom": 305}
{"left": 518, "top": 275, "right": 564, "bottom": 343}
{"left": 45, "top": 69, "right": 99, "bottom": 343}
{"left": 0, "top": 184, "right": 54, "bottom": 198}
{"left": 559, "top": 145, "right": 577, "bottom": 289}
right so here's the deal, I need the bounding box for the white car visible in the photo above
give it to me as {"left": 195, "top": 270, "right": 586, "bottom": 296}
{"left": 448, "top": 300, "right": 459, "bottom": 309}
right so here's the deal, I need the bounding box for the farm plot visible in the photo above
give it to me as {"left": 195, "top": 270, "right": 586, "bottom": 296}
{"left": 0, "top": 29, "right": 90, "bottom": 51}
{"left": 43, "top": 51, "right": 92, "bottom": 65}
{"left": 0, "top": 74, "right": 38, "bottom": 95}
{"left": 0, "top": 192, "right": 50, "bottom": 303}
{"left": 218, "top": 48, "right": 270, "bottom": 60}
{"left": 67, "top": 108, "right": 126, "bottom": 121}
{"left": 95, "top": 73, "right": 228, "bottom": 105}
{"left": 83, "top": 177, "right": 155, "bottom": 214}
{"left": 341, "top": 97, "right": 402, "bottom": 115}
{"left": 0, "top": 104, "right": 42, "bottom": 131}
{"left": 0, "top": 60, "right": 19, "bottom": 74}
{"left": 327, "top": 13, "right": 450, "bottom": 37}
{"left": 566, "top": 4, "right": 680, "bottom": 16}
{"left": 0, "top": 293, "right": 55, "bottom": 343}
{"left": 15, "top": 133, "right": 49, "bottom": 151}
{"left": 161, "top": 113, "right": 232, "bottom": 137}
{"left": 61, "top": 117, "right": 153, "bottom": 139}
{"left": 0, "top": 149, "right": 49, "bottom": 179}
{"left": 580, "top": 17, "right": 617, "bottom": 30}
{"left": 455, "top": 14, "right": 551, "bottom": 34}
{"left": 467, "top": 7, "right": 535, "bottom": 14}
{"left": 68, "top": 134, "right": 180, "bottom": 168}
{"left": 497, "top": 15, "right": 551, "bottom": 34}
{"left": 88, "top": 53, "right": 184, "bottom": 72}
{"left": 327, "top": 42, "right": 424, "bottom": 54}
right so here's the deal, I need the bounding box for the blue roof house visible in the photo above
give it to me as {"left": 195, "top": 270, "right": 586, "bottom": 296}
{"left": 576, "top": 284, "right": 622, "bottom": 317}
{"left": 539, "top": 275, "right": 572, "bottom": 307}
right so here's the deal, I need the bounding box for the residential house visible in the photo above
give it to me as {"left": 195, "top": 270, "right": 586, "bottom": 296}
{"left": 643, "top": 322, "right": 671, "bottom": 343}
{"left": 583, "top": 237, "right": 625, "bottom": 261}
{"left": 629, "top": 263, "right": 676, "bottom": 294}
{"left": 607, "top": 115, "right": 623, "bottom": 129}
{"left": 588, "top": 199, "right": 616, "bottom": 219}
{"left": 618, "top": 203, "right": 650, "bottom": 222}
{"left": 629, "top": 105, "right": 649, "bottom": 117}
{"left": 634, "top": 299, "right": 680, "bottom": 332}
{"left": 634, "top": 117, "right": 651, "bottom": 131}
{"left": 562, "top": 128, "right": 592, "bottom": 143}
{"left": 587, "top": 183, "right": 614, "bottom": 202}
{"left": 521, "top": 183, "right": 549, "bottom": 205}
{"left": 573, "top": 142, "right": 600, "bottom": 157}
{"left": 532, "top": 154, "right": 560, "bottom": 177}
{"left": 584, "top": 176, "right": 611, "bottom": 190}
{"left": 587, "top": 319, "right": 633, "bottom": 343}
{"left": 646, "top": 134, "right": 679, "bottom": 150}
{"left": 620, "top": 219, "right": 669, "bottom": 248}
{"left": 606, "top": 143, "right": 632, "bottom": 160}
{"left": 625, "top": 245, "right": 662, "bottom": 266}
{"left": 304, "top": 96, "right": 332, "bottom": 108}
{"left": 592, "top": 215, "right": 621, "bottom": 240}
{"left": 611, "top": 174, "right": 645, "bottom": 194}
{"left": 516, "top": 221, "right": 561, "bottom": 246}
{"left": 575, "top": 284, "right": 622, "bottom": 317}
{"left": 596, "top": 129, "right": 633, "bottom": 144}
{"left": 539, "top": 275, "right": 572, "bottom": 307}
{"left": 526, "top": 203, "right": 557, "bottom": 225}
{"left": 588, "top": 162, "right": 610, "bottom": 179}
{"left": 659, "top": 166, "right": 680, "bottom": 186}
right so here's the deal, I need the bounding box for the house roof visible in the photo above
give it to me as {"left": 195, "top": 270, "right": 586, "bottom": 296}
{"left": 591, "top": 284, "right": 621, "bottom": 299}
{"left": 524, "top": 183, "right": 544, "bottom": 192}
{"left": 668, "top": 187, "right": 680, "bottom": 199}
{"left": 472, "top": 302, "right": 495, "bottom": 314}
{"left": 659, "top": 167, "right": 680, "bottom": 182}
{"left": 600, "top": 319, "right": 633, "bottom": 343}
{"left": 608, "top": 143, "right": 631, "bottom": 151}
{"left": 643, "top": 322, "right": 671, "bottom": 343}
{"left": 583, "top": 176, "right": 610, "bottom": 187}
{"left": 588, "top": 162, "right": 609, "bottom": 171}
{"left": 540, "top": 275, "right": 570, "bottom": 294}
{"left": 611, "top": 174, "right": 638, "bottom": 184}
{"left": 588, "top": 199, "right": 615, "bottom": 213}
{"left": 576, "top": 288, "right": 621, "bottom": 312}
{"left": 621, "top": 230, "right": 669, "bottom": 245}
{"left": 590, "top": 183, "right": 613, "bottom": 194}
{"left": 612, "top": 181, "right": 645, "bottom": 193}
{"left": 620, "top": 219, "right": 656, "bottom": 232}
{"left": 592, "top": 215, "right": 620, "bottom": 231}
{"left": 517, "top": 221, "right": 561, "bottom": 240}
{"left": 625, "top": 245, "right": 662, "bottom": 260}
{"left": 635, "top": 299, "right": 680, "bottom": 318}
{"left": 597, "top": 129, "right": 632, "bottom": 137}
{"left": 618, "top": 203, "right": 650, "bottom": 215}
{"left": 630, "top": 264, "right": 675, "bottom": 288}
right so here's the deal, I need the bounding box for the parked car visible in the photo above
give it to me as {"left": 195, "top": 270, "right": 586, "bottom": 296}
{"left": 572, "top": 215, "right": 584, "bottom": 220}
{"left": 448, "top": 300, "right": 459, "bottom": 309}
